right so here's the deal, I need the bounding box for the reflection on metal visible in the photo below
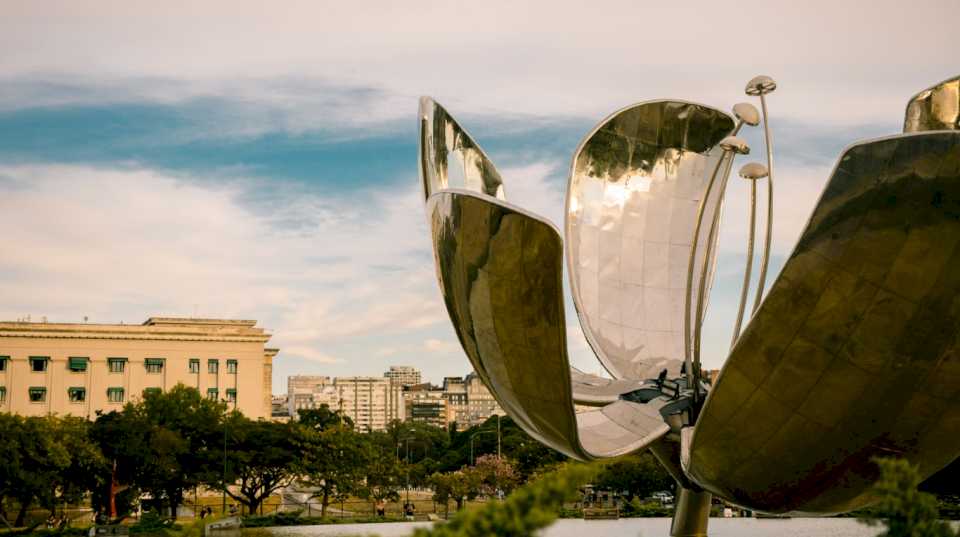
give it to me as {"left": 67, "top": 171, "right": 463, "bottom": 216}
{"left": 427, "top": 190, "right": 671, "bottom": 459}
{"left": 904, "top": 76, "right": 960, "bottom": 132}
{"left": 745, "top": 76, "right": 777, "bottom": 314}
{"left": 731, "top": 163, "right": 769, "bottom": 347}
{"left": 688, "top": 131, "right": 960, "bottom": 514}
{"left": 566, "top": 101, "right": 734, "bottom": 383}
{"left": 419, "top": 75, "right": 960, "bottom": 534}
{"left": 418, "top": 97, "right": 505, "bottom": 200}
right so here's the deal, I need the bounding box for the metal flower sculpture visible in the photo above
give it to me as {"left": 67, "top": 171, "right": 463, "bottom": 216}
{"left": 418, "top": 75, "right": 960, "bottom": 537}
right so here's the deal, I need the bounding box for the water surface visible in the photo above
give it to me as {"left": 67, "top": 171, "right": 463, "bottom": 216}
{"left": 267, "top": 517, "right": 882, "bottom": 536}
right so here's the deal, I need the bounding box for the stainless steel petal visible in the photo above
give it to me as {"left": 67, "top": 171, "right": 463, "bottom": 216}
{"left": 427, "top": 189, "right": 670, "bottom": 459}
{"left": 687, "top": 131, "right": 960, "bottom": 514}
{"left": 904, "top": 76, "right": 960, "bottom": 133}
{"left": 566, "top": 100, "right": 735, "bottom": 380}
{"left": 419, "top": 97, "right": 505, "bottom": 200}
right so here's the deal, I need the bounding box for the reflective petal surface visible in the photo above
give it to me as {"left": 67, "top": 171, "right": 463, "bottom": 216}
{"left": 904, "top": 76, "right": 960, "bottom": 133}
{"left": 419, "top": 97, "right": 505, "bottom": 200}
{"left": 566, "top": 100, "right": 735, "bottom": 380}
{"left": 687, "top": 131, "right": 960, "bottom": 514}
{"left": 427, "top": 189, "right": 670, "bottom": 459}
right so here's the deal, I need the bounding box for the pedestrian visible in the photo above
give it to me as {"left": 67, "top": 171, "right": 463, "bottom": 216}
{"left": 200, "top": 507, "right": 208, "bottom": 519}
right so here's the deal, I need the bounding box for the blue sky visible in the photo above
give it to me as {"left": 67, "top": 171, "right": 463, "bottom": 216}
{"left": 1, "top": 0, "right": 957, "bottom": 392}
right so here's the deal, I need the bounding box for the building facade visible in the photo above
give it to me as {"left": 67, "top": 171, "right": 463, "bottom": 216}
{"left": 286, "top": 374, "right": 404, "bottom": 431}
{"left": 464, "top": 372, "right": 504, "bottom": 427}
{"left": 383, "top": 365, "right": 422, "bottom": 387}
{"left": 0, "top": 317, "right": 277, "bottom": 419}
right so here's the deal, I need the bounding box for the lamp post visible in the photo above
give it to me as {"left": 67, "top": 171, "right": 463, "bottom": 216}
{"left": 470, "top": 430, "right": 496, "bottom": 466}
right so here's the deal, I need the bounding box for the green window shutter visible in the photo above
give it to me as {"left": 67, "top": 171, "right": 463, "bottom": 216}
{"left": 29, "top": 356, "right": 49, "bottom": 372}
{"left": 189, "top": 359, "right": 200, "bottom": 373}
{"left": 0, "top": 386, "right": 6, "bottom": 402}
{"left": 108, "top": 357, "right": 128, "bottom": 373}
{"left": 207, "top": 388, "right": 218, "bottom": 400}
{"left": 68, "top": 357, "right": 88, "bottom": 371}
{"left": 226, "top": 359, "right": 238, "bottom": 373}
{"left": 144, "top": 358, "right": 165, "bottom": 373}
{"left": 68, "top": 387, "right": 86, "bottom": 402}
{"left": 143, "top": 387, "right": 162, "bottom": 397}
{"left": 29, "top": 387, "right": 47, "bottom": 402}
{"left": 0, "top": 356, "right": 8, "bottom": 372}
{"left": 107, "top": 387, "right": 125, "bottom": 402}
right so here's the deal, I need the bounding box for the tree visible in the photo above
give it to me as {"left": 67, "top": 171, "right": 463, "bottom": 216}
{"left": 428, "top": 469, "right": 481, "bottom": 512}
{"left": 214, "top": 416, "right": 301, "bottom": 514}
{"left": 472, "top": 455, "right": 520, "bottom": 498}
{"left": 92, "top": 384, "right": 226, "bottom": 518}
{"left": 297, "top": 405, "right": 353, "bottom": 431}
{"left": 416, "top": 463, "right": 598, "bottom": 537}
{"left": 593, "top": 452, "right": 673, "bottom": 502}
{"left": 301, "top": 424, "right": 369, "bottom": 517}
{"left": 358, "top": 445, "right": 403, "bottom": 511}
{"left": 861, "top": 457, "right": 958, "bottom": 537}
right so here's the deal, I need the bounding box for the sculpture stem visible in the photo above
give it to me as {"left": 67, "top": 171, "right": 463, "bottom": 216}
{"left": 753, "top": 94, "right": 774, "bottom": 313}
{"left": 731, "top": 179, "right": 757, "bottom": 348}
{"left": 683, "top": 150, "right": 730, "bottom": 400}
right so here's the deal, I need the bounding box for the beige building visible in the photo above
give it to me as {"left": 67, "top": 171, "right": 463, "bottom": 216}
{"left": 403, "top": 383, "right": 448, "bottom": 428}
{"left": 287, "top": 374, "right": 404, "bottom": 431}
{"left": 464, "top": 372, "right": 504, "bottom": 427}
{"left": 0, "top": 317, "right": 277, "bottom": 419}
{"left": 383, "top": 365, "right": 421, "bottom": 387}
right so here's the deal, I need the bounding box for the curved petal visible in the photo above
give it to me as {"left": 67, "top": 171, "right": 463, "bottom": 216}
{"left": 687, "top": 131, "right": 960, "bottom": 514}
{"left": 427, "top": 190, "right": 670, "bottom": 460}
{"left": 566, "top": 100, "right": 735, "bottom": 380}
{"left": 904, "top": 75, "right": 960, "bottom": 133}
{"left": 419, "top": 97, "right": 505, "bottom": 200}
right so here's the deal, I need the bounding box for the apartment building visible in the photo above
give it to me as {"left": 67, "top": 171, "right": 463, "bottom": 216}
{"left": 0, "top": 317, "right": 277, "bottom": 419}
{"left": 286, "top": 374, "right": 404, "bottom": 431}
{"left": 383, "top": 365, "right": 422, "bottom": 387}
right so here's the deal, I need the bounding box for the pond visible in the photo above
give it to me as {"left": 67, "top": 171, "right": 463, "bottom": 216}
{"left": 264, "top": 516, "right": 886, "bottom": 536}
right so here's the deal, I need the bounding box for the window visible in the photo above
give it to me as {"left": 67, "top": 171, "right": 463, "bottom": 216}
{"left": 0, "top": 356, "right": 8, "bottom": 371}
{"left": 0, "top": 386, "right": 6, "bottom": 403}
{"left": 30, "top": 356, "right": 48, "bottom": 372}
{"left": 225, "top": 388, "right": 237, "bottom": 403}
{"left": 208, "top": 359, "right": 219, "bottom": 374}
{"left": 189, "top": 359, "right": 200, "bottom": 374}
{"left": 68, "top": 357, "right": 88, "bottom": 372}
{"left": 143, "top": 387, "right": 162, "bottom": 397}
{"left": 107, "top": 387, "right": 124, "bottom": 403}
{"left": 207, "top": 388, "right": 218, "bottom": 400}
{"left": 108, "top": 358, "right": 126, "bottom": 373}
{"left": 68, "top": 387, "right": 86, "bottom": 402}
{"left": 226, "top": 359, "right": 238, "bottom": 374}
{"left": 29, "top": 387, "right": 46, "bottom": 402}
{"left": 145, "top": 358, "right": 165, "bottom": 374}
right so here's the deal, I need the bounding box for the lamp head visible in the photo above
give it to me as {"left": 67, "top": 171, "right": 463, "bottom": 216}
{"left": 733, "top": 102, "right": 760, "bottom": 126}
{"left": 739, "top": 162, "right": 769, "bottom": 180}
{"left": 719, "top": 136, "right": 750, "bottom": 155}
{"left": 745, "top": 75, "right": 777, "bottom": 96}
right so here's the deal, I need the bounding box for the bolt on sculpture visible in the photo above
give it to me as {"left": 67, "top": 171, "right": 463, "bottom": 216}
{"left": 418, "top": 74, "right": 960, "bottom": 537}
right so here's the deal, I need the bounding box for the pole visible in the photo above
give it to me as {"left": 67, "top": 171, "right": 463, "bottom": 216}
{"left": 731, "top": 178, "right": 758, "bottom": 347}
{"left": 753, "top": 92, "right": 774, "bottom": 313}
{"left": 222, "top": 412, "right": 227, "bottom": 514}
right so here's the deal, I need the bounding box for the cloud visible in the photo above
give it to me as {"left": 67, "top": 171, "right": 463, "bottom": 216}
{"left": 424, "top": 338, "right": 458, "bottom": 354}
{"left": 2, "top": 1, "right": 956, "bottom": 128}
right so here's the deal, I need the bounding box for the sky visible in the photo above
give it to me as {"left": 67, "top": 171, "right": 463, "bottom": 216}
{"left": 1, "top": 0, "right": 957, "bottom": 393}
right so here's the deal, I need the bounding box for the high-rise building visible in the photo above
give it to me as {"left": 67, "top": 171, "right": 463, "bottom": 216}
{"left": 0, "top": 317, "right": 277, "bottom": 419}
{"left": 403, "top": 382, "right": 448, "bottom": 429}
{"left": 383, "top": 365, "right": 422, "bottom": 387}
{"left": 442, "top": 376, "right": 469, "bottom": 426}
{"left": 286, "top": 375, "right": 404, "bottom": 431}
{"left": 465, "top": 372, "right": 504, "bottom": 427}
